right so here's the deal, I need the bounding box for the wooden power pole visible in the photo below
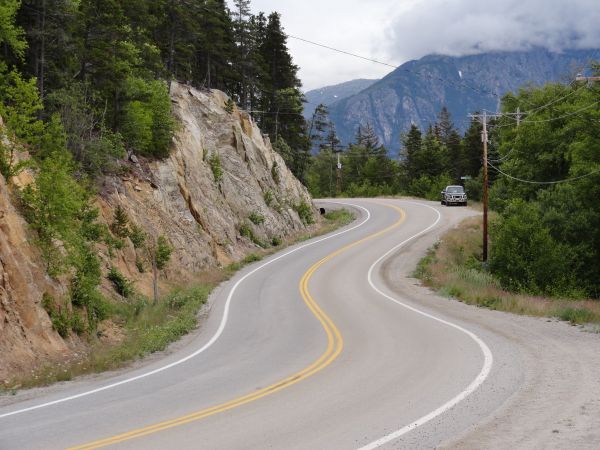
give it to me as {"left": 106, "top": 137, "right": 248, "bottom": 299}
{"left": 469, "top": 111, "right": 498, "bottom": 263}
{"left": 481, "top": 111, "right": 489, "bottom": 262}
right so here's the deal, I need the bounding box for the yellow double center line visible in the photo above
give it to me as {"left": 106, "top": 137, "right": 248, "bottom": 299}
{"left": 70, "top": 204, "right": 406, "bottom": 449}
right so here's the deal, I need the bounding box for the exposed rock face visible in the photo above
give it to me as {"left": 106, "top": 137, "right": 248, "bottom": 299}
{"left": 99, "top": 83, "right": 315, "bottom": 292}
{"left": 0, "top": 147, "right": 68, "bottom": 382}
{"left": 0, "top": 83, "right": 316, "bottom": 380}
{"left": 328, "top": 48, "right": 599, "bottom": 153}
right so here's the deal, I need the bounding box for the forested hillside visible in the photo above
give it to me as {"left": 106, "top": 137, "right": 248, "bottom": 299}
{"left": 0, "top": 0, "right": 318, "bottom": 379}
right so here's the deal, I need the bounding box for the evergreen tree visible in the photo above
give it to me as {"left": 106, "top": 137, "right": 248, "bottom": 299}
{"left": 462, "top": 116, "right": 483, "bottom": 177}
{"left": 0, "top": 0, "right": 27, "bottom": 59}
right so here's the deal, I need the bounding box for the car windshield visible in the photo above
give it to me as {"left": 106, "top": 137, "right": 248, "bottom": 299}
{"left": 447, "top": 186, "right": 464, "bottom": 193}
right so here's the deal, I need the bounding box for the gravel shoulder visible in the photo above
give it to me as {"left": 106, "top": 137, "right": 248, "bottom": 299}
{"left": 382, "top": 201, "right": 600, "bottom": 449}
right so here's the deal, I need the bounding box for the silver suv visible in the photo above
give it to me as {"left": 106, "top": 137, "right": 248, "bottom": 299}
{"left": 441, "top": 185, "right": 467, "bottom": 206}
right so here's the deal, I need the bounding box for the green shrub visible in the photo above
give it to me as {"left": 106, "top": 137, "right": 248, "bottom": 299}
{"left": 557, "top": 308, "right": 595, "bottom": 324}
{"left": 129, "top": 224, "right": 146, "bottom": 248}
{"left": 209, "top": 153, "right": 223, "bottom": 182}
{"left": 490, "top": 200, "right": 574, "bottom": 296}
{"left": 108, "top": 266, "right": 134, "bottom": 298}
{"left": 293, "top": 201, "right": 314, "bottom": 225}
{"left": 121, "top": 78, "right": 175, "bottom": 158}
{"left": 263, "top": 191, "right": 274, "bottom": 206}
{"left": 111, "top": 205, "right": 130, "bottom": 238}
{"left": 155, "top": 236, "right": 172, "bottom": 270}
{"left": 248, "top": 211, "right": 265, "bottom": 225}
{"left": 271, "top": 236, "right": 282, "bottom": 246}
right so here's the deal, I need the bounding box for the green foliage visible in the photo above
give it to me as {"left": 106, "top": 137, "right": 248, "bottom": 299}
{"left": 209, "top": 153, "right": 223, "bottom": 182}
{"left": 263, "top": 190, "right": 274, "bottom": 206}
{"left": 293, "top": 200, "right": 314, "bottom": 225}
{"left": 248, "top": 211, "right": 264, "bottom": 225}
{"left": 407, "top": 173, "right": 454, "bottom": 200}
{"left": 490, "top": 200, "right": 575, "bottom": 296}
{"left": 0, "top": 0, "right": 27, "bottom": 58}
{"left": 557, "top": 308, "right": 596, "bottom": 325}
{"left": 488, "top": 79, "right": 600, "bottom": 298}
{"left": 155, "top": 236, "right": 172, "bottom": 270}
{"left": 323, "top": 208, "right": 354, "bottom": 226}
{"left": 271, "top": 236, "right": 282, "bottom": 246}
{"left": 108, "top": 266, "right": 134, "bottom": 298}
{"left": 45, "top": 83, "right": 125, "bottom": 175}
{"left": 129, "top": 224, "right": 147, "bottom": 249}
{"left": 111, "top": 205, "right": 130, "bottom": 238}
{"left": 121, "top": 78, "right": 175, "bottom": 158}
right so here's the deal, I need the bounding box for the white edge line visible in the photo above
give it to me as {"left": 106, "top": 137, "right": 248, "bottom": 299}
{"left": 357, "top": 200, "right": 494, "bottom": 450}
{"left": 0, "top": 201, "right": 370, "bottom": 420}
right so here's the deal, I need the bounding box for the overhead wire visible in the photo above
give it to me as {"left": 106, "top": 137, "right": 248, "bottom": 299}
{"left": 488, "top": 161, "right": 600, "bottom": 184}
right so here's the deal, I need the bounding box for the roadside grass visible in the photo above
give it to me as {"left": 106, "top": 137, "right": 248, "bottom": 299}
{"left": 2, "top": 207, "right": 356, "bottom": 392}
{"left": 415, "top": 216, "right": 600, "bottom": 325}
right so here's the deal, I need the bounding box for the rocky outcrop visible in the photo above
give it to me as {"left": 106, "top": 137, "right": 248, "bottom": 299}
{"left": 0, "top": 83, "right": 316, "bottom": 381}
{"left": 0, "top": 127, "right": 69, "bottom": 381}
{"left": 328, "top": 48, "right": 598, "bottom": 153}
{"left": 98, "top": 83, "right": 315, "bottom": 294}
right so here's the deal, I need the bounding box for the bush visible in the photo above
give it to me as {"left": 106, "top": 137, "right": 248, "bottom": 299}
{"left": 111, "top": 205, "right": 130, "bottom": 238}
{"left": 263, "top": 191, "right": 274, "bottom": 206}
{"left": 121, "top": 78, "right": 175, "bottom": 158}
{"left": 293, "top": 201, "right": 314, "bottom": 225}
{"left": 129, "top": 224, "right": 146, "bottom": 248}
{"left": 209, "top": 153, "right": 223, "bottom": 182}
{"left": 407, "top": 173, "right": 454, "bottom": 200}
{"left": 108, "top": 266, "right": 134, "bottom": 298}
{"left": 155, "top": 236, "right": 173, "bottom": 270}
{"left": 490, "top": 200, "right": 574, "bottom": 296}
{"left": 248, "top": 211, "right": 264, "bottom": 225}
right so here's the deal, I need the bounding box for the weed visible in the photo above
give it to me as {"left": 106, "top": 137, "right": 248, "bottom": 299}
{"left": 293, "top": 201, "right": 314, "bottom": 225}
{"left": 263, "top": 191, "right": 274, "bottom": 206}
{"left": 557, "top": 308, "right": 595, "bottom": 325}
{"left": 209, "top": 153, "right": 223, "bottom": 182}
{"left": 248, "top": 211, "right": 265, "bottom": 225}
{"left": 108, "top": 266, "right": 134, "bottom": 298}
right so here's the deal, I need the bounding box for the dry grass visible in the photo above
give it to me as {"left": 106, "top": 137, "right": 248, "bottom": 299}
{"left": 415, "top": 216, "right": 600, "bottom": 325}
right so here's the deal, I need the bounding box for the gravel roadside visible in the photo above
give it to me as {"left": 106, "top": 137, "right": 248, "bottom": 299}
{"left": 382, "top": 201, "right": 600, "bottom": 449}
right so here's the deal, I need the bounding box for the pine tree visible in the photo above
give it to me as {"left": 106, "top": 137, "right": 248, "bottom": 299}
{"left": 401, "top": 124, "right": 422, "bottom": 181}
{"left": 462, "top": 116, "right": 483, "bottom": 177}
{"left": 0, "top": 0, "right": 27, "bottom": 60}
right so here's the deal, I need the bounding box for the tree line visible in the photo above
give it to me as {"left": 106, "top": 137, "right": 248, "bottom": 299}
{"left": 305, "top": 105, "right": 486, "bottom": 199}
{"left": 0, "top": 0, "right": 306, "bottom": 335}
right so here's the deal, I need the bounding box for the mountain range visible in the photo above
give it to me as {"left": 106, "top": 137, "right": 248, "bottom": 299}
{"left": 304, "top": 48, "right": 599, "bottom": 154}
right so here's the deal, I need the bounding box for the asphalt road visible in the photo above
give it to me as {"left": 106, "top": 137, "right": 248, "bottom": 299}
{"left": 0, "top": 199, "right": 521, "bottom": 449}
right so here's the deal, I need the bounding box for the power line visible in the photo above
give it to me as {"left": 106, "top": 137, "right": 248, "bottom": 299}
{"left": 286, "top": 34, "right": 501, "bottom": 99}
{"left": 488, "top": 161, "right": 600, "bottom": 184}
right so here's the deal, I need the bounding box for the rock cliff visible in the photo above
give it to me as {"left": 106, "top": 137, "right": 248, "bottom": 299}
{"left": 0, "top": 83, "right": 316, "bottom": 381}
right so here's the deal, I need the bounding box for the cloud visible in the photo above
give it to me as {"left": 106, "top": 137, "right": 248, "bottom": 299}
{"left": 386, "top": 0, "right": 600, "bottom": 61}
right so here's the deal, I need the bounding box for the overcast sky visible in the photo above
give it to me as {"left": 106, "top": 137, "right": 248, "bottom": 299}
{"left": 227, "top": 0, "right": 600, "bottom": 92}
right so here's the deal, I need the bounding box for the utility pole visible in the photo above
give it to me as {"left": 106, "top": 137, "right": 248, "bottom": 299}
{"left": 481, "top": 111, "right": 489, "bottom": 262}
{"left": 469, "top": 111, "right": 499, "bottom": 263}
{"left": 335, "top": 151, "right": 342, "bottom": 196}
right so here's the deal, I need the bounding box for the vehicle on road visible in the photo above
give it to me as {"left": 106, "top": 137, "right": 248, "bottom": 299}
{"left": 441, "top": 185, "right": 467, "bottom": 206}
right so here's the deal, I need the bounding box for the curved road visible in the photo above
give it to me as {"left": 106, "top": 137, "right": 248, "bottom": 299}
{"left": 1, "top": 199, "right": 521, "bottom": 449}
